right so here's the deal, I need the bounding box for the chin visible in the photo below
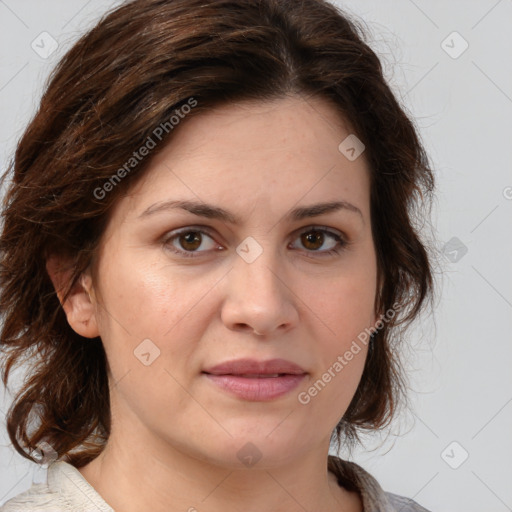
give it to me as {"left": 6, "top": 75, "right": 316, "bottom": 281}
{"left": 196, "top": 429, "right": 312, "bottom": 470}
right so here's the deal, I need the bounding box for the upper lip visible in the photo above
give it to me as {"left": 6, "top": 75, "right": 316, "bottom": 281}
{"left": 202, "top": 358, "right": 307, "bottom": 376}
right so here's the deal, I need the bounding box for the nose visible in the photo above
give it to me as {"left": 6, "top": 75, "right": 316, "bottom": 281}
{"left": 220, "top": 250, "right": 299, "bottom": 337}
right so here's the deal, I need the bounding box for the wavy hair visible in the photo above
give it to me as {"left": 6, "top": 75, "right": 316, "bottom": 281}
{"left": 0, "top": 0, "right": 437, "bottom": 468}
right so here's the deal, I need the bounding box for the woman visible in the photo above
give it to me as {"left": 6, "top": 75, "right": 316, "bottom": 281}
{"left": 0, "top": 0, "right": 437, "bottom": 510}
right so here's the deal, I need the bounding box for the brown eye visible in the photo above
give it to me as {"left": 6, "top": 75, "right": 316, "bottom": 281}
{"left": 164, "top": 226, "right": 347, "bottom": 259}
{"left": 301, "top": 230, "right": 325, "bottom": 251}
{"left": 164, "top": 228, "right": 218, "bottom": 258}
{"left": 178, "top": 231, "right": 203, "bottom": 251}
{"left": 291, "top": 227, "right": 347, "bottom": 257}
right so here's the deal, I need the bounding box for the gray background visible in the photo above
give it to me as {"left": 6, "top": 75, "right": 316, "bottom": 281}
{"left": 1, "top": 1, "right": 511, "bottom": 511}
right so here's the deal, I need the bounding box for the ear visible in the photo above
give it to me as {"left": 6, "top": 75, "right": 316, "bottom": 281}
{"left": 45, "top": 254, "right": 100, "bottom": 339}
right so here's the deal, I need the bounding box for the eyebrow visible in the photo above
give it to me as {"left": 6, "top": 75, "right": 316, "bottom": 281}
{"left": 137, "top": 199, "right": 364, "bottom": 224}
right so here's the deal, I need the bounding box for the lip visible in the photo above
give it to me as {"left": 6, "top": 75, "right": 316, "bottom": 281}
{"left": 202, "top": 358, "right": 307, "bottom": 401}
{"left": 203, "top": 358, "right": 306, "bottom": 376}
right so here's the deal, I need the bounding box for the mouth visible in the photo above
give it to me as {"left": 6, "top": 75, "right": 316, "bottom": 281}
{"left": 202, "top": 357, "right": 307, "bottom": 376}
{"left": 219, "top": 373, "right": 285, "bottom": 378}
{"left": 202, "top": 358, "right": 307, "bottom": 401}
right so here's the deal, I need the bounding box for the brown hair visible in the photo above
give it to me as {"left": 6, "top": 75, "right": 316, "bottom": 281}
{"left": 0, "top": 0, "right": 437, "bottom": 468}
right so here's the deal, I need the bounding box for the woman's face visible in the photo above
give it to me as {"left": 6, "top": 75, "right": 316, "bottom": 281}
{"left": 84, "top": 94, "right": 378, "bottom": 468}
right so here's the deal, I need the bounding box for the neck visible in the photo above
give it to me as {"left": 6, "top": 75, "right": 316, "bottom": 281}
{"left": 77, "top": 428, "right": 361, "bottom": 512}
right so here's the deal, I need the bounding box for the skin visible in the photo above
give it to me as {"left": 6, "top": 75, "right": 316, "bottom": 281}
{"left": 47, "top": 94, "right": 379, "bottom": 512}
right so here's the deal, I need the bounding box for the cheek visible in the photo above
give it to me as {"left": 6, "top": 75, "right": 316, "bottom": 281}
{"left": 300, "top": 281, "right": 371, "bottom": 420}
{"left": 302, "top": 270, "right": 376, "bottom": 342}
{"left": 93, "top": 250, "right": 218, "bottom": 374}
{"left": 92, "top": 254, "right": 209, "bottom": 421}
{"left": 297, "top": 263, "right": 376, "bottom": 406}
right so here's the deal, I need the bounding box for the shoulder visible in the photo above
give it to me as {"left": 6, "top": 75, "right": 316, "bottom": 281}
{"left": 328, "top": 455, "right": 432, "bottom": 512}
{"left": 1, "top": 461, "right": 113, "bottom": 512}
{"left": 385, "top": 491, "right": 432, "bottom": 512}
{"left": 0, "top": 483, "right": 70, "bottom": 511}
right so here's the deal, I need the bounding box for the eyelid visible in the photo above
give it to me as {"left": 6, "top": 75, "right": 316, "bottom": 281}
{"left": 162, "top": 224, "right": 349, "bottom": 258}
{"left": 161, "top": 225, "right": 221, "bottom": 256}
{"left": 295, "top": 224, "right": 346, "bottom": 240}
{"left": 291, "top": 225, "right": 349, "bottom": 255}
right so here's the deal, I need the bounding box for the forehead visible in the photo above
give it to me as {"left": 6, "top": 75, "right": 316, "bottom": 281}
{"left": 161, "top": 94, "right": 355, "bottom": 160}
{"left": 111, "top": 94, "right": 371, "bottom": 226}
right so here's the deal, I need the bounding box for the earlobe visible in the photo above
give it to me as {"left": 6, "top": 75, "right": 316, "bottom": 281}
{"left": 45, "top": 255, "right": 100, "bottom": 339}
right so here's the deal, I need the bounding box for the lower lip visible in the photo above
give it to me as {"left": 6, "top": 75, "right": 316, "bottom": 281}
{"left": 203, "top": 373, "right": 306, "bottom": 401}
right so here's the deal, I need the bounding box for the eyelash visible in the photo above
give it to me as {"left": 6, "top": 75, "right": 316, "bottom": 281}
{"left": 162, "top": 225, "right": 349, "bottom": 259}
